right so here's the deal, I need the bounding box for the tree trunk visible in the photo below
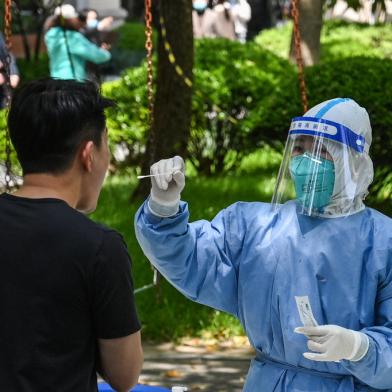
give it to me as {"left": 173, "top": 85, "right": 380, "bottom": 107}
{"left": 132, "top": 0, "right": 194, "bottom": 200}
{"left": 247, "top": 0, "right": 274, "bottom": 40}
{"left": 289, "top": 0, "right": 323, "bottom": 66}
{"left": 13, "top": 0, "right": 31, "bottom": 61}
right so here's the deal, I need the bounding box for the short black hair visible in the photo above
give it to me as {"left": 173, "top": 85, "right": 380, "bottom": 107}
{"left": 8, "top": 78, "right": 115, "bottom": 175}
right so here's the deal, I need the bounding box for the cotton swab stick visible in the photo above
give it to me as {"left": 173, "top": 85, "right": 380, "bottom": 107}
{"left": 137, "top": 172, "right": 175, "bottom": 179}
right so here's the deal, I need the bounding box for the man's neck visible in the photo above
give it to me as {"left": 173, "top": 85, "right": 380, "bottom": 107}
{"left": 13, "top": 173, "right": 80, "bottom": 209}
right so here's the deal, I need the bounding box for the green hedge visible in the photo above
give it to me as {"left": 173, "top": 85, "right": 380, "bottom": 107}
{"left": 190, "top": 39, "right": 292, "bottom": 174}
{"left": 0, "top": 110, "right": 21, "bottom": 179}
{"left": 17, "top": 54, "right": 50, "bottom": 82}
{"left": 255, "top": 20, "right": 392, "bottom": 61}
{"left": 116, "top": 22, "right": 154, "bottom": 52}
{"left": 103, "top": 38, "right": 293, "bottom": 174}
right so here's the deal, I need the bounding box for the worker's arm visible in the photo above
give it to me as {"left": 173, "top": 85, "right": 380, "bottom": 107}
{"left": 98, "top": 331, "right": 143, "bottom": 392}
{"left": 134, "top": 157, "right": 254, "bottom": 317}
{"left": 136, "top": 199, "right": 244, "bottom": 316}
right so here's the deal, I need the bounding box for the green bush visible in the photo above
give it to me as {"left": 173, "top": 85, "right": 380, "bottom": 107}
{"left": 17, "top": 54, "right": 50, "bottom": 82}
{"left": 255, "top": 20, "right": 392, "bottom": 61}
{"left": 116, "top": 22, "right": 152, "bottom": 52}
{"left": 110, "top": 22, "right": 157, "bottom": 71}
{"left": 103, "top": 39, "right": 293, "bottom": 174}
{"left": 0, "top": 110, "right": 21, "bottom": 178}
{"left": 102, "top": 64, "right": 151, "bottom": 170}
{"left": 190, "top": 39, "right": 293, "bottom": 174}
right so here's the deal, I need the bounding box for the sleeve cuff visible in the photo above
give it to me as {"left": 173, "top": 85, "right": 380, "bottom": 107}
{"left": 148, "top": 197, "right": 180, "bottom": 218}
{"left": 349, "top": 332, "right": 370, "bottom": 362}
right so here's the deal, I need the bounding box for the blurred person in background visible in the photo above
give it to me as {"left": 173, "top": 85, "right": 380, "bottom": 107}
{"left": 211, "top": 0, "right": 236, "bottom": 40}
{"left": 79, "top": 8, "right": 114, "bottom": 84}
{"left": 192, "top": 0, "right": 216, "bottom": 38}
{"left": 81, "top": 8, "right": 114, "bottom": 43}
{"left": 231, "top": 0, "right": 252, "bottom": 42}
{"left": 0, "top": 33, "right": 20, "bottom": 108}
{"left": 45, "top": 4, "right": 111, "bottom": 81}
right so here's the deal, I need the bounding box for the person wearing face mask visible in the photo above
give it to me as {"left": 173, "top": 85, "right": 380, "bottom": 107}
{"left": 231, "top": 0, "right": 251, "bottom": 43}
{"left": 44, "top": 4, "right": 111, "bottom": 81}
{"left": 135, "top": 98, "right": 392, "bottom": 391}
{"left": 79, "top": 8, "right": 114, "bottom": 83}
{"left": 192, "top": 0, "right": 216, "bottom": 38}
{"left": 211, "top": 0, "right": 236, "bottom": 40}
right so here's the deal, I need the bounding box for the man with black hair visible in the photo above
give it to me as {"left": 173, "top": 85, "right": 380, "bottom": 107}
{"left": 0, "top": 78, "right": 142, "bottom": 392}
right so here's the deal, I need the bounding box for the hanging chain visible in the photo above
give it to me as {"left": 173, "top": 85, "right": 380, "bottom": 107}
{"left": 4, "top": 0, "right": 13, "bottom": 191}
{"left": 291, "top": 0, "right": 308, "bottom": 113}
{"left": 140, "top": 0, "right": 161, "bottom": 300}
{"left": 145, "top": 0, "right": 154, "bottom": 130}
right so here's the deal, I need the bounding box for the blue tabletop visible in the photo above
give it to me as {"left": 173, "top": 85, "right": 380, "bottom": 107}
{"left": 98, "top": 382, "right": 170, "bottom": 392}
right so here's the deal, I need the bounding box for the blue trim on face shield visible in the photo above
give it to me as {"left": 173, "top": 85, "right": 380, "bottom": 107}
{"left": 289, "top": 116, "right": 366, "bottom": 153}
{"left": 314, "top": 98, "right": 352, "bottom": 119}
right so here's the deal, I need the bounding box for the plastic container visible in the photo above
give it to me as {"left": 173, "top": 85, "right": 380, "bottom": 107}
{"left": 171, "top": 386, "right": 188, "bottom": 392}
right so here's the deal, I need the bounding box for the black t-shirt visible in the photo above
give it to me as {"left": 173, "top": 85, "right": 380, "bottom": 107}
{"left": 0, "top": 193, "right": 141, "bottom": 391}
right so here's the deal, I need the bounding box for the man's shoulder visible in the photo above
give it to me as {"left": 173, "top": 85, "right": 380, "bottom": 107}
{"left": 66, "top": 208, "right": 122, "bottom": 244}
{"left": 49, "top": 206, "right": 128, "bottom": 264}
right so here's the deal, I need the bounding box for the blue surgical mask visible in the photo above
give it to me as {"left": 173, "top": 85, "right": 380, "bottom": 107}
{"left": 290, "top": 153, "right": 335, "bottom": 211}
{"left": 87, "top": 19, "right": 99, "bottom": 29}
{"left": 193, "top": 1, "right": 208, "bottom": 11}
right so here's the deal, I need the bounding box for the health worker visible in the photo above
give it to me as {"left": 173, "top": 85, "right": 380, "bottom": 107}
{"left": 135, "top": 98, "right": 392, "bottom": 391}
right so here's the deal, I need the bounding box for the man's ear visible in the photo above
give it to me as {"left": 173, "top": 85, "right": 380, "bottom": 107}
{"left": 80, "top": 141, "right": 95, "bottom": 172}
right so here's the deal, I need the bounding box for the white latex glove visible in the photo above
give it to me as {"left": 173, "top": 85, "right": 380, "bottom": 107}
{"left": 148, "top": 156, "right": 185, "bottom": 218}
{"left": 295, "top": 325, "right": 369, "bottom": 362}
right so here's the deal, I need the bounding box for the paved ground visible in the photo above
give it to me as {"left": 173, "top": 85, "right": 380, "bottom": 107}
{"left": 99, "top": 338, "right": 254, "bottom": 392}
{"left": 138, "top": 339, "right": 254, "bottom": 392}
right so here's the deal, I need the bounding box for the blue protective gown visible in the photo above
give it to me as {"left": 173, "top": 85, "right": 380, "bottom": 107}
{"left": 135, "top": 200, "right": 392, "bottom": 391}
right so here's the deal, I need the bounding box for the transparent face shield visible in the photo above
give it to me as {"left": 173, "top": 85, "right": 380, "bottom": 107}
{"left": 272, "top": 116, "right": 369, "bottom": 217}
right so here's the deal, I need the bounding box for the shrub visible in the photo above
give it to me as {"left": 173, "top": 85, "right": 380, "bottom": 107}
{"left": 0, "top": 109, "right": 21, "bottom": 180}
{"left": 255, "top": 20, "right": 392, "bottom": 61}
{"left": 17, "top": 54, "right": 50, "bottom": 82}
{"left": 116, "top": 22, "right": 154, "bottom": 52}
{"left": 102, "top": 63, "right": 151, "bottom": 169}
{"left": 104, "top": 39, "right": 294, "bottom": 174}
{"left": 109, "top": 22, "right": 157, "bottom": 71}
{"left": 190, "top": 39, "right": 293, "bottom": 174}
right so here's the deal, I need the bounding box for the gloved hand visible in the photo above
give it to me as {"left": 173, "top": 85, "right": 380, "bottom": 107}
{"left": 295, "top": 325, "right": 369, "bottom": 362}
{"left": 148, "top": 156, "right": 185, "bottom": 218}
